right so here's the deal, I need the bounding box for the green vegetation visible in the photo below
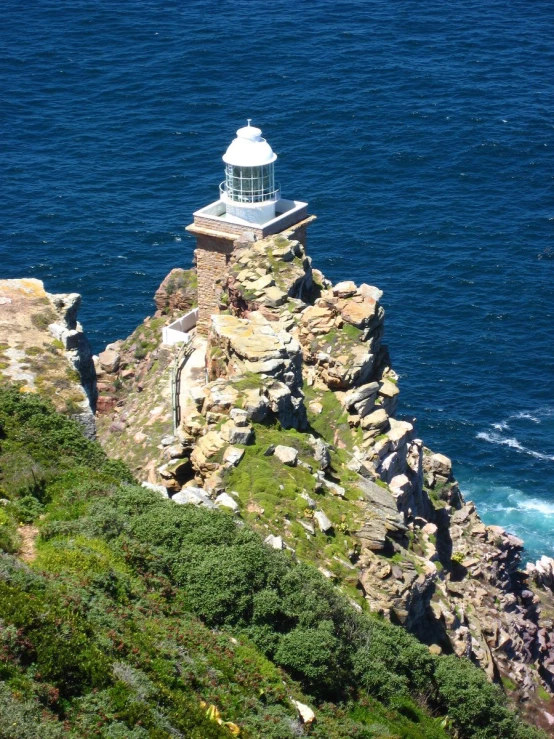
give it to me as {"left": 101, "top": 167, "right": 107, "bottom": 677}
{"left": 342, "top": 322, "right": 363, "bottom": 341}
{"left": 121, "top": 316, "right": 167, "bottom": 360}
{"left": 537, "top": 685, "right": 550, "bottom": 701}
{"left": 224, "top": 423, "right": 366, "bottom": 597}
{"left": 0, "top": 387, "right": 545, "bottom": 738}
{"left": 303, "top": 384, "right": 361, "bottom": 450}
{"left": 502, "top": 677, "right": 518, "bottom": 692}
{"left": 30, "top": 307, "right": 57, "bottom": 331}
{"left": 165, "top": 268, "right": 197, "bottom": 300}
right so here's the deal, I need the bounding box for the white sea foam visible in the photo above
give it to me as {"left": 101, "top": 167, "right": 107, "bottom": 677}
{"left": 493, "top": 421, "right": 510, "bottom": 431}
{"left": 511, "top": 411, "right": 541, "bottom": 423}
{"left": 517, "top": 498, "right": 554, "bottom": 516}
{"left": 476, "top": 431, "right": 554, "bottom": 461}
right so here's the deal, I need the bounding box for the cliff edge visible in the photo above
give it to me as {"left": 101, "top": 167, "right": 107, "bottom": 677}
{"left": 95, "top": 235, "right": 554, "bottom": 730}
{"left": 0, "top": 278, "right": 97, "bottom": 438}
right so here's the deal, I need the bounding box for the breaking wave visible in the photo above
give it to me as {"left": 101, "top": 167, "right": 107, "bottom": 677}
{"left": 476, "top": 431, "right": 554, "bottom": 462}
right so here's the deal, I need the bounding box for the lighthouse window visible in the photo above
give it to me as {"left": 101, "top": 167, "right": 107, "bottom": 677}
{"left": 225, "top": 164, "right": 276, "bottom": 203}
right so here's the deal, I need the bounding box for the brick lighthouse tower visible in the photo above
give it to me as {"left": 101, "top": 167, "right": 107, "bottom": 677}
{"left": 186, "top": 121, "right": 315, "bottom": 334}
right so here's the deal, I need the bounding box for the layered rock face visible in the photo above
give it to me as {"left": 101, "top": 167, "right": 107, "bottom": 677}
{"left": 94, "top": 315, "right": 178, "bottom": 479}
{"left": 0, "top": 279, "right": 97, "bottom": 437}
{"left": 154, "top": 268, "right": 197, "bottom": 315}
{"left": 95, "top": 232, "right": 554, "bottom": 728}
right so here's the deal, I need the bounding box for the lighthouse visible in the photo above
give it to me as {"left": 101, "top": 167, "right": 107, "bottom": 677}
{"left": 220, "top": 120, "right": 279, "bottom": 226}
{"left": 187, "top": 121, "right": 315, "bottom": 334}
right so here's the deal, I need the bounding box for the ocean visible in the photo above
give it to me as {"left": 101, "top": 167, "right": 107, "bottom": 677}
{"left": 2, "top": 0, "right": 553, "bottom": 562}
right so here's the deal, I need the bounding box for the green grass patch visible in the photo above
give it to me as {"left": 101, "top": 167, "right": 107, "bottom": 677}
{"left": 0, "top": 386, "right": 544, "bottom": 739}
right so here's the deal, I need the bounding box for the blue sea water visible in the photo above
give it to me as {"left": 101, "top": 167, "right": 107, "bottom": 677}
{"left": 2, "top": 0, "right": 553, "bottom": 562}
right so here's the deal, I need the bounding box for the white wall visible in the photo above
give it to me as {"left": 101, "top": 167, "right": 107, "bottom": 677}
{"left": 162, "top": 308, "right": 198, "bottom": 345}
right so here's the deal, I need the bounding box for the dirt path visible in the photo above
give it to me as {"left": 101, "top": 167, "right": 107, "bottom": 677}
{"left": 18, "top": 525, "right": 39, "bottom": 563}
{"left": 178, "top": 336, "right": 207, "bottom": 424}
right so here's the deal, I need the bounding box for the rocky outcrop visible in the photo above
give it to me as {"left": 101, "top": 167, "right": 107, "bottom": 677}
{"left": 154, "top": 268, "right": 197, "bottom": 315}
{"left": 92, "top": 235, "right": 554, "bottom": 727}
{"left": 207, "top": 312, "right": 303, "bottom": 388}
{"left": 0, "top": 278, "right": 97, "bottom": 438}
{"left": 94, "top": 314, "right": 184, "bottom": 479}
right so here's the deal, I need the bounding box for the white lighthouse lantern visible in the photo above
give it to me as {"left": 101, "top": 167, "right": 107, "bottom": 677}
{"left": 220, "top": 120, "right": 280, "bottom": 226}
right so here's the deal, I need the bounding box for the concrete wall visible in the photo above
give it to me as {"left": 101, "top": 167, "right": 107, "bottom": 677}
{"left": 162, "top": 308, "right": 198, "bottom": 345}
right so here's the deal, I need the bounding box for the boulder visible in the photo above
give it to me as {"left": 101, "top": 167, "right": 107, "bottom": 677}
{"left": 215, "top": 493, "right": 240, "bottom": 512}
{"left": 141, "top": 481, "right": 169, "bottom": 498}
{"left": 291, "top": 700, "right": 315, "bottom": 726}
{"left": 242, "top": 388, "right": 270, "bottom": 422}
{"left": 428, "top": 452, "right": 452, "bottom": 478}
{"left": 332, "top": 280, "right": 357, "bottom": 298}
{"left": 230, "top": 407, "right": 249, "bottom": 427}
{"left": 220, "top": 420, "right": 254, "bottom": 445}
{"left": 358, "top": 284, "right": 383, "bottom": 301}
{"left": 343, "top": 382, "right": 379, "bottom": 415}
{"left": 318, "top": 475, "right": 345, "bottom": 498}
{"left": 361, "top": 408, "right": 389, "bottom": 431}
{"left": 223, "top": 446, "right": 245, "bottom": 466}
{"left": 300, "top": 492, "right": 317, "bottom": 509}
{"left": 314, "top": 510, "right": 333, "bottom": 533}
{"left": 265, "top": 285, "right": 288, "bottom": 307}
{"left": 311, "top": 437, "right": 331, "bottom": 469}
{"left": 264, "top": 534, "right": 284, "bottom": 550}
{"left": 98, "top": 348, "right": 120, "bottom": 373}
{"left": 274, "top": 445, "right": 298, "bottom": 466}
{"left": 172, "top": 487, "right": 215, "bottom": 509}
{"left": 249, "top": 273, "right": 275, "bottom": 292}
{"left": 340, "top": 298, "right": 378, "bottom": 329}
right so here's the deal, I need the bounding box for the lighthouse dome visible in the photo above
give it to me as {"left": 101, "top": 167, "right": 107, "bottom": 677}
{"left": 222, "top": 121, "right": 277, "bottom": 167}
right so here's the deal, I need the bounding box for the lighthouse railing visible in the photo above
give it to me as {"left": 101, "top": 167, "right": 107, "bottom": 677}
{"left": 219, "top": 181, "right": 281, "bottom": 204}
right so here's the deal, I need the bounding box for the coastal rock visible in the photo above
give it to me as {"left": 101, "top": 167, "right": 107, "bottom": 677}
{"left": 172, "top": 487, "right": 215, "bottom": 508}
{"left": 98, "top": 347, "right": 120, "bottom": 373}
{"left": 0, "top": 278, "right": 97, "bottom": 438}
{"left": 220, "top": 420, "right": 254, "bottom": 446}
{"left": 154, "top": 268, "right": 197, "bottom": 315}
{"left": 264, "top": 534, "right": 284, "bottom": 550}
{"left": 314, "top": 510, "right": 333, "bottom": 533}
{"left": 274, "top": 445, "right": 298, "bottom": 466}
{"left": 361, "top": 407, "right": 389, "bottom": 432}
{"left": 291, "top": 700, "right": 315, "bottom": 726}
{"left": 333, "top": 280, "right": 357, "bottom": 298}
{"left": 215, "top": 492, "right": 240, "bottom": 512}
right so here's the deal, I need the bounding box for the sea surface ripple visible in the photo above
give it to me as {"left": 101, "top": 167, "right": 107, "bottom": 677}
{"left": 2, "top": 0, "right": 554, "bottom": 561}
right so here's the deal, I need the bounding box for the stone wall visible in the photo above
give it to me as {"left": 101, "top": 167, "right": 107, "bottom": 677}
{"left": 192, "top": 216, "right": 315, "bottom": 336}
{"left": 194, "top": 234, "right": 234, "bottom": 335}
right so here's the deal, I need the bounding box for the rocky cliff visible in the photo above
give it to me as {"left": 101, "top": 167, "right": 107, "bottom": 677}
{"left": 0, "top": 278, "right": 97, "bottom": 438}
{"left": 95, "top": 234, "right": 554, "bottom": 731}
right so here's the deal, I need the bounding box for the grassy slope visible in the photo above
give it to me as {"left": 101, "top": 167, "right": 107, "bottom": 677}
{"left": 0, "top": 388, "right": 544, "bottom": 739}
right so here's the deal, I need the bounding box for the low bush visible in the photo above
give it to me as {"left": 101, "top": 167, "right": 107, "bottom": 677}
{"left": 0, "top": 387, "right": 545, "bottom": 738}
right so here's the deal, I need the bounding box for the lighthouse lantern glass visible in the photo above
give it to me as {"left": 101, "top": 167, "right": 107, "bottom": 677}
{"left": 225, "top": 163, "right": 276, "bottom": 204}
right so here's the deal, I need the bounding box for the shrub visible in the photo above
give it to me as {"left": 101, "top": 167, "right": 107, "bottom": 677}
{"left": 435, "top": 655, "right": 519, "bottom": 738}
{"left": 274, "top": 622, "right": 341, "bottom": 694}
{"left": 0, "top": 388, "right": 545, "bottom": 739}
